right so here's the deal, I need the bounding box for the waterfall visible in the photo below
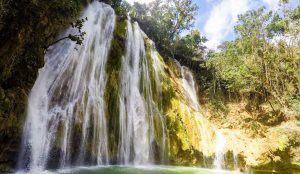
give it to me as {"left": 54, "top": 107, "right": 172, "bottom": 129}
{"left": 118, "top": 21, "right": 165, "bottom": 165}
{"left": 15, "top": 0, "right": 236, "bottom": 172}
{"left": 17, "top": 2, "right": 167, "bottom": 172}
{"left": 18, "top": 2, "right": 115, "bottom": 172}
{"left": 180, "top": 66, "right": 201, "bottom": 111}
{"left": 149, "top": 41, "right": 167, "bottom": 163}
{"left": 213, "top": 131, "right": 226, "bottom": 169}
{"left": 179, "top": 66, "right": 229, "bottom": 169}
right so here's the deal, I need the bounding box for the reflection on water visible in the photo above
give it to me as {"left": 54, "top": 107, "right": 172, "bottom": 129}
{"left": 59, "top": 166, "right": 237, "bottom": 174}
{"left": 55, "top": 166, "right": 300, "bottom": 174}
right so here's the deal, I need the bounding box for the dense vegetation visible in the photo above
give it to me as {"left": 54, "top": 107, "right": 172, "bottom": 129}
{"left": 0, "top": 0, "right": 299, "bottom": 172}
{"left": 206, "top": 2, "right": 300, "bottom": 120}
{"left": 126, "top": 0, "right": 207, "bottom": 71}
{"left": 125, "top": 0, "right": 300, "bottom": 123}
{"left": 0, "top": 0, "right": 86, "bottom": 171}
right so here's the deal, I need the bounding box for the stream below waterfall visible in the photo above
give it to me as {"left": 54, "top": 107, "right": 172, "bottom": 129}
{"left": 59, "top": 166, "right": 238, "bottom": 174}
{"left": 15, "top": 166, "right": 299, "bottom": 174}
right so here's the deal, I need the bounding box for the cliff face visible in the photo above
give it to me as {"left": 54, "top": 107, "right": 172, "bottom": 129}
{"left": 0, "top": 1, "right": 218, "bottom": 170}
{"left": 131, "top": 20, "right": 300, "bottom": 173}
{"left": 0, "top": 1, "right": 299, "bottom": 173}
{"left": 0, "top": 0, "right": 85, "bottom": 171}
{"left": 143, "top": 40, "right": 217, "bottom": 166}
{"left": 202, "top": 101, "right": 300, "bottom": 172}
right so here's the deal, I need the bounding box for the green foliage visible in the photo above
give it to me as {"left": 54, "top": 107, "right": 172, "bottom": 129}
{"left": 280, "top": 0, "right": 289, "bottom": 4}
{"left": 206, "top": 4, "right": 300, "bottom": 119}
{"left": 100, "top": 0, "right": 130, "bottom": 18}
{"left": 173, "top": 30, "right": 207, "bottom": 62}
{"left": 289, "top": 98, "right": 300, "bottom": 119}
{"left": 69, "top": 18, "right": 87, "bottom": 45}
{"left": 45, "top": 18, "right": 88, "bottom": 49}
{"left": 0, "top": 0, "right": 83, "bottom": 86}
{"left": 129, "top": 0, "right": 204, "bottom": 63}
{"left": 100, "top": 0, "right": 121, "bottom": 8}
{"left": 290, "top": 6, "right": 300, "bottom": 20}
{"left": 132, "top": 2, "right": 147, "bottom": 19}
{"left": 234, "top": 7, "right": 272, "bottom": 38}
{"left": 0, "top": 0, "right": 85, "bottom": 172}
{"left": 266, "top": 14, "right": 288, "bottom": 38}
{"left": 127, "top": 0, "right": 210, "bottom": 91}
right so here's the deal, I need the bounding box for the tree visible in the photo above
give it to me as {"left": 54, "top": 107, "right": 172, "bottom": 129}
{"left": 172, "top": 29, "right": 207, "bottom": 63}
{"left": 132, "top": 2, "right": 147, "bottom": 19}
{"left": 129, "top": 0, "right": 209, "bottom": 89}
{"left": 44, "top": 18, "right": 87, "bottom": 49}
{"left": 131, "top": 0, "right": 199, "bottom": 58}
{"left": 206, "top": 4, "right": 300, "bottom": 118}
{"left": 266, "top": 13, "right": 288, "bottom": 38}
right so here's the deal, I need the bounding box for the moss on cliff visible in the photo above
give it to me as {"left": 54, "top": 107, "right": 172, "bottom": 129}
{"left": 104, "top": 17, "right": 127, "bottom": 160}
{"left": 143, "top": 41, "right": 218, "bottom": 166}
{"left": 1, "top": 1, "right": 299, "bottom": 171}
{"left": 165, "top": 97, "right": 216, "bottom": 166}
{"left": 0, "top": 0, "right": 86, "bottom": 172}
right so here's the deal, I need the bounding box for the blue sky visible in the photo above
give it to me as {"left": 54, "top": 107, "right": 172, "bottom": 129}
{"left": 194, "top": 0, "right": 299, "bottom": 49}
{"left": 127, "top": 0, "right": 300, "bottom": 49}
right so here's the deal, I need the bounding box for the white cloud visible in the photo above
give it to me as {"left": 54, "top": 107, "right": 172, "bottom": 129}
{"left": 126, "top": 0, "right": 154, "bottom": 4}
{"left": 203, "top": 0, "right": 251, "bottom": 50}
{"left": 205, "top": 39, "right": 221, "bottom": 51}
{"left": 262, "top": 0, "right": 280, "bottom": 10}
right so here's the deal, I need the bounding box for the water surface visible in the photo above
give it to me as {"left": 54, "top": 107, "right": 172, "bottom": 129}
{"left": 57, "top": 166, "right": 300, "bottom": 174}
{"left": 59, "top": 166, "right": 238, "bottom": 174}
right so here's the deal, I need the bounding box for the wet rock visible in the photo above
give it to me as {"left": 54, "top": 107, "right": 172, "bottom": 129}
{"left": 0, "top": 87, "right": 5, "bottom": 100}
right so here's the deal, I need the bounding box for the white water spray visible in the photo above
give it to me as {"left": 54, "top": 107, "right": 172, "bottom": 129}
{"left": 118, "top": 21, "right": 166, "bottom": 165}
{"left": 179, "top": 66, "right": 228, "bottom": 169}
{"left": 213, "top": 131, "right": 226, "bottom": 169}
{"left": 18, "top": 2, "right": 115, "bottom": 172}
{"left": 180, "top": 66, "right": 200, "bottom": 111}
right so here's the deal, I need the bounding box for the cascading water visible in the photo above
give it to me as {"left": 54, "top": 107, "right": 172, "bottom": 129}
{"left": 180, "top": 66, "right": 201, "bottom": 111}
{"left": 149, "top": 41, "right": 167, "bottom": 163}
{"left": 118, "top": 21, "right": 166, "bottom": 165}
{"left": 179, "top": 66, "right": 228, "bottom": 169}
{"left": 17, "top": 2, "right": 166, "bottom": 172}
{"left": 17, "top": 2, "right": 115, "bottom": 172}
{"left": 180, "top": 66, "right": 206, "bottom": 160}
{"left": 179, "top": 66, "right": 213, "bottom": 166}
{"left": 15, "top": 1, "right": 238, "bottom": 173}
{"left": 213, "top": 131, "right": 226, "bottom": 169}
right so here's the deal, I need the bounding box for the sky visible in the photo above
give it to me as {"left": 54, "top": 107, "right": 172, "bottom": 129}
{"left": 127, "top": 0, "right": 300, "bottom": 49}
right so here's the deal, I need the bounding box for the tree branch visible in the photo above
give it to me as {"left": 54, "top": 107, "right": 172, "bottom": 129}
{"left": 43, "top": 34, "right": 82, "bottom": 50}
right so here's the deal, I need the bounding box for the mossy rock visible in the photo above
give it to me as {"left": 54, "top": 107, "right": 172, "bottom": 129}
{"left": 0, "top": 88, "right": 27, "bottom": 172}
{"left": 0, "top": 0, "right": 87, "bottom": 172}
{"left": 104, "top": 17, "right": 127, "bottom": 159}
